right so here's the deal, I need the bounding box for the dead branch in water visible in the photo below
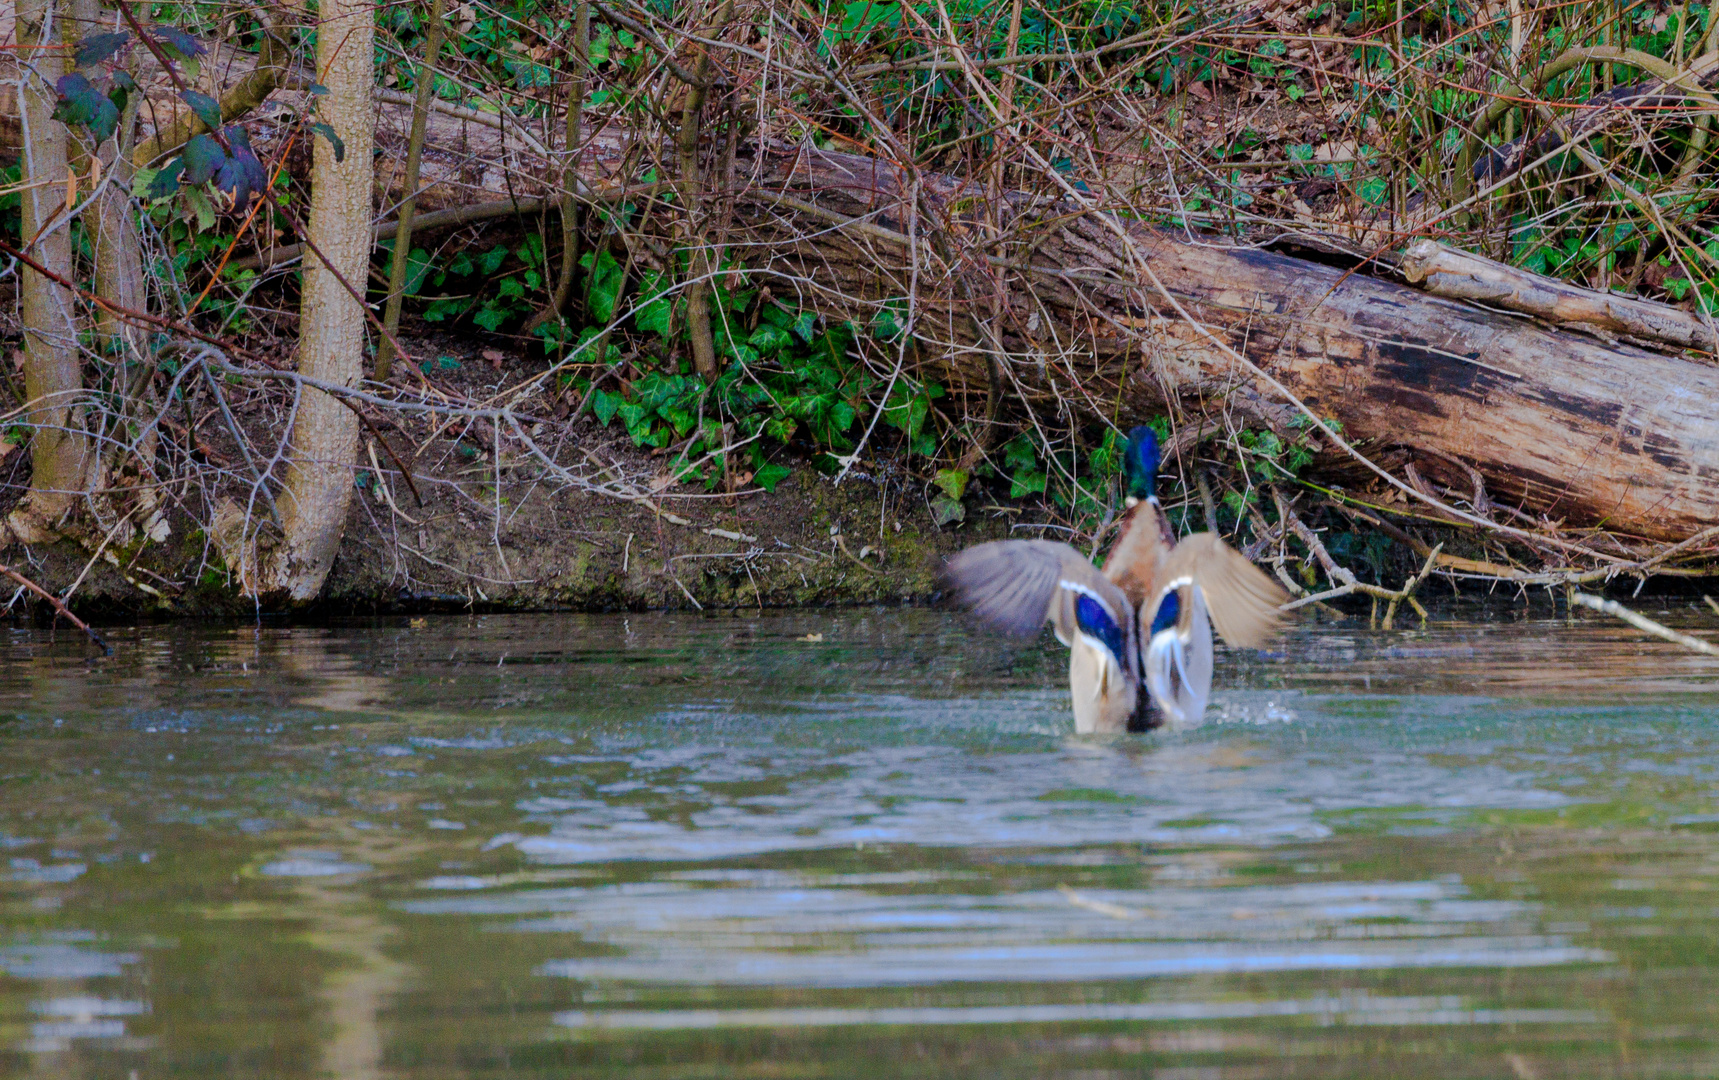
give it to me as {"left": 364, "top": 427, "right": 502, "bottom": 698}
{"left": 0, "top": 562, "right": 111, "bottom": 653}
{"left": 1570, "top": 591, "right": 1719, "bottom": 658}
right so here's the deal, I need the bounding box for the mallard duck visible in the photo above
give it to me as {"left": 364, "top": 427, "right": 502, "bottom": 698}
{"left": 944, "top": 426, "right": 1288, "bottom": 732}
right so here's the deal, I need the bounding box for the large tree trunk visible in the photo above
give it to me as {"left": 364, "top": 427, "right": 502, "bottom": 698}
{"left": 730, "top": 144, "right": 1719, "bottom": 545}
{"left": 9, "top": 0, "right": 91, "bottom": 546}
{"left": 259, "top": 0, "right": 375, "bottom": 600}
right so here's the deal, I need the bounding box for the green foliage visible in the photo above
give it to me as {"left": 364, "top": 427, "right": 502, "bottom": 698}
{"left": 1234, "top": 427, "right": 1317, "bottom": 481}
{"left": 568, "top": 275, "right": 954, "bottom": 493}
{"left": 307, "top": 123, "right": 345, "bottom": 163}
{"left": 1001, "top": 434, "right": 1047, "bottom": 498}
{"left": 582, "top": 248, "right": 625, "bottom": 323}
{"left": 181, "top": 89, "right": 221, "bottom": 130}
{"left": 0, "top": 163, "right": 22, "bottom": 240}
{"left": 413, "top": 241, "right": 545, "bottom": 329}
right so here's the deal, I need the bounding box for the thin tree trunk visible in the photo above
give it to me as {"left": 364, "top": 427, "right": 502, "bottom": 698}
{"left": 675, "top": 0, "right": 733, "bottom": 382}
{"left": 525, "top": 0, "right": 590, "bottom": 334}
{"left": 260, "top": 0, "right": 375, "bottom": 599}
{"left": 375, "top": 0, "right": 446, "bottom": 382}
{"left": 9, "top": 0, "right": 90, "bottom": 545}
{"left": 73, "top": 0, "right": 144, "bottom": 364}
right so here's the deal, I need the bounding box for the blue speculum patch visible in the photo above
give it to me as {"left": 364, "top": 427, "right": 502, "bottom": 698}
{"left": 1075, "top": 594, "right": 1125, "bottom": 662}
{"left": 1150, "top": 590, "right": 1181, "bottom": 637}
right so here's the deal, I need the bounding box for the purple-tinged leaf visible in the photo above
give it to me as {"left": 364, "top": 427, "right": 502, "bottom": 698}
{"left": 150, "top": 25, "right": 206, "bottom": 60}
{"left": 51, "top": 73, "right": 120, "bottom": 143}
{"left": 308, "top": 122, "right": 345, "bottom": 163}
{"left": 216, "top": 128, "right": 266, "bottom": 208}
{"left": 75, "top": 31, "right": 130, "bottom": 68}
{"left": 181, "top": 134, "right": 225, "bottom": 185}
{"left": 217, "top": 150, "right": 267, "bottom": 209}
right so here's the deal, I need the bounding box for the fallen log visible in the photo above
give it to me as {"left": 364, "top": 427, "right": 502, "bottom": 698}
{"left": 728, "top": 144, "right": 1719, "bottom": 546}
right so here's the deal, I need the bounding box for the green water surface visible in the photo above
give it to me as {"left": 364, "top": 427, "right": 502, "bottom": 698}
{"left": 2, "top": 605, "right": 1718, "bottom": 1078}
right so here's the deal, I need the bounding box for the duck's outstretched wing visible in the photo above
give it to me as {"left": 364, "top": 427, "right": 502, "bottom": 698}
{"left": 1157, "top": 534, "right": 1289, "bottom": 649}
{"left": 943, "top": 540, "right": 1134, "bottom": 650}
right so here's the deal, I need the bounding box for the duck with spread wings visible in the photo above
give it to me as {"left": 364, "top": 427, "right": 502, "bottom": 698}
{"left": 943, "top": 427, "right": 1289, "bottom": 731}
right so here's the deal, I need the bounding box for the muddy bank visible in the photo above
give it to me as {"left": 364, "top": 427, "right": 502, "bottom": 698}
{"left": 320, "top": 436, "right": 1020, "bottom": 613}
{"left": 5, "top": 425, "right": 1032, "bottom": 619}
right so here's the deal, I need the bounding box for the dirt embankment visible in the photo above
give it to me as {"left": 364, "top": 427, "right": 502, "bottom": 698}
{"left": 15, "top": 444, "right": 1013, "bottom": 619}
{"left": 320, "top": 436, "right": 1012, "bottom": 615}
{"left": 8, "top": 359, "right": 1028, "bottom": 619}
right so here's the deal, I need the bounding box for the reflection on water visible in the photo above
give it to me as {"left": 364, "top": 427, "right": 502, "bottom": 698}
{"left": 0, "top": 604, "right": 1718, "bottom": 1077}
{"left": 552, "top": 993, "right": 1605, "bottom": 1032}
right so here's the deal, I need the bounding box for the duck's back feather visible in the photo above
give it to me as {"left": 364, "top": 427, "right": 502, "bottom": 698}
{"left": 1102, "top": 500, "right": 1172, "bottom": 607}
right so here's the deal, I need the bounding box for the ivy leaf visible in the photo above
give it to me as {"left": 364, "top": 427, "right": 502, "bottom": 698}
{"left": 578, "top": 248, "right": 624, "bottom": 323}
{"left": 51, "top": 74, "right": 120, "bottom": 143}
{"left": 307, "top": 83, "right": 330, "bottom": 95}
{"left": 792, "top": 310, "right": 817, "bottom": 342}
{"left": 1001, "top": 435, "right": 1037, "bottom": 473}
{"left": 591, "top": 388, "right": 621, "bottom": 426}
{"left": 308, "top": 122, "right": 345, "bottom": 163}
{"left": 636, "top": 295, "right": 672, "bottom": 337}
{"left": 747, "top": 323, "right": 790, "bottom": 356}
{"left": 143, "top": 159, "right": 184, "bottom": 199}
{"left": 180, "top": 133, "right": 224, "bottom": 185}
{"left": 932, "top": 468, "right": 968, "bottom": 500}
{"left": 753, "top": 462, "right": 791, "bottom": 493}
{"left": 929, "top": 493, "right": 966, "bottom": 526}
{"left": 828, "top": 399, "right": 857, "bottom": 435}
{"left": 633, "top": 268, "right": 673, "bottom": 337}
{"left": 1009, "top": 467, "right": 1047, "bottom": 499}
{"left": 181, "top": 89, "right": 222, "bottom": 130}
{"left": 402, "top": 247, "right": 434, "bottom": 296}
{"left": 472, "top": 304, "right": 509, "bottom": 332}
{"left": 75, "top": 31, "right": 130, "bottom": 68}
